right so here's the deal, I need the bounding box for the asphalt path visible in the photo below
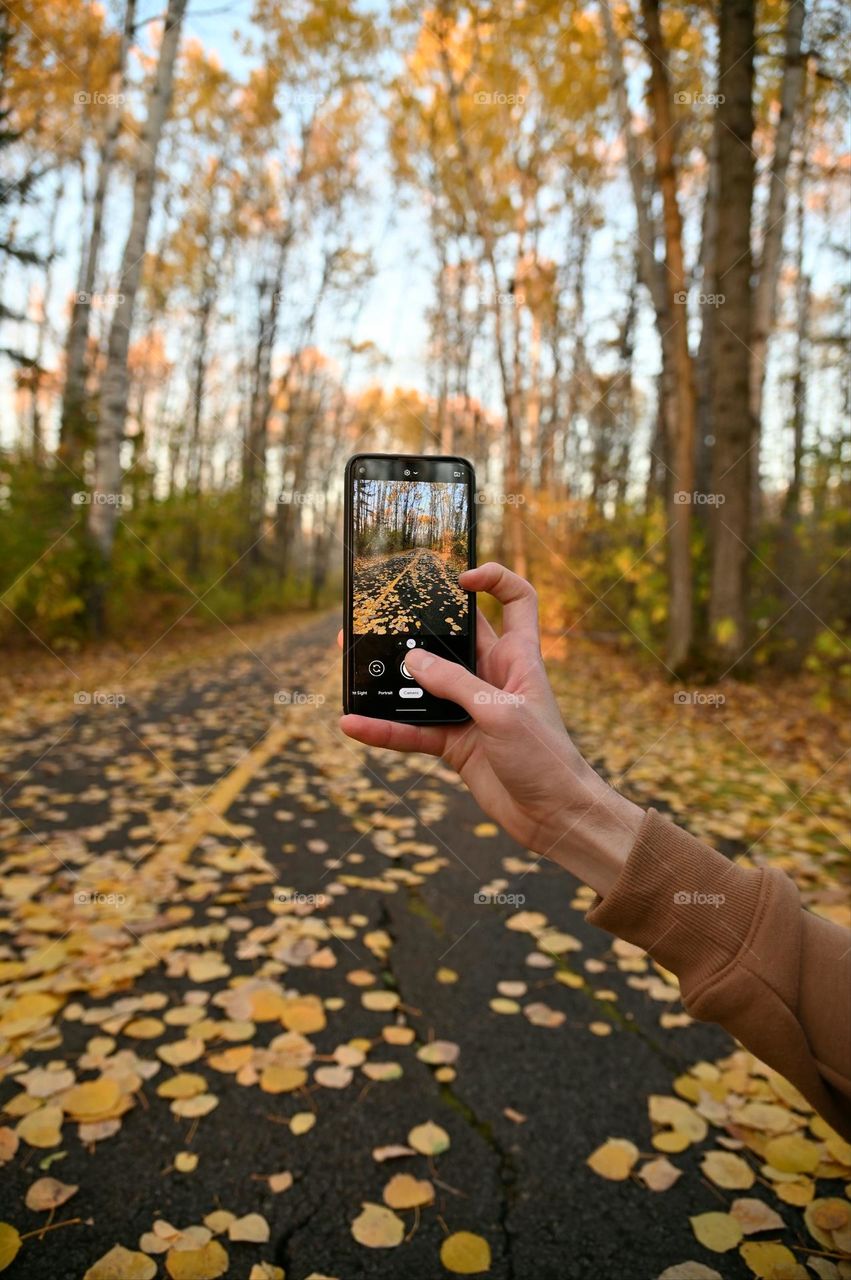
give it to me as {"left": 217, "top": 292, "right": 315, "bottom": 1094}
{"left": 0, "top": 614, "right": 774, "bottom": 1280}
{"left": 354, "top": 550, "right": 468, "bottom": 635}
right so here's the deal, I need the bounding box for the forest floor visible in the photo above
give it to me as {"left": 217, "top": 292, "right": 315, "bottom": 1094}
{"left": 0, "top": 610, "right": 848, "bottom": 1280}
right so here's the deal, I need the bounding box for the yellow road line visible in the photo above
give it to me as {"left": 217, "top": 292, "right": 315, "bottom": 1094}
{"left": 160, "top": 721, "right": 292, "bottom": 865}
{"left": 356, "top": 548, "right": 425, "bottom": 625}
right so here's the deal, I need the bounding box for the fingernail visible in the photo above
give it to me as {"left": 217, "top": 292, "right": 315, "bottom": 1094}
{"left": 407, "top": 649, "right": 435, "bottom": 671}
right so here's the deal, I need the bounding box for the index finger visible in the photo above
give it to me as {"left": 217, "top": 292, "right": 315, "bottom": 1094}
{"left": 459, "top": 562, "right": 540, "bottom": 642}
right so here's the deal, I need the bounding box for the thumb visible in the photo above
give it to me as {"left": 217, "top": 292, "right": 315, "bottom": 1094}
{"left": 404, "top": 648, "right": 498, "bottom": 723}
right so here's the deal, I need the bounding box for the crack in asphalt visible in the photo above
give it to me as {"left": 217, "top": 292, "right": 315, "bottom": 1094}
{"left": 376, "top": 895, "right": 517, "bottom": 1279}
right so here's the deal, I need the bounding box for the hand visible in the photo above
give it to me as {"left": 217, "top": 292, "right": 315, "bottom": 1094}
{"left": 339, "top": 562, "right": 644, "bottom": 896}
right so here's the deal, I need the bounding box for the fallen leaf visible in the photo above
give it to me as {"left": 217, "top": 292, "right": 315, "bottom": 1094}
{"left": 729, "top": 1199, "right": 785, "bottom": 1235}
{"left": 24, "top": 1176, "right": 78, "bottom": 1210}
{"left": 165, "top": 1241, "right": 229, "bottom": 1280}
{"left": 690, "top": 1212, "right": 744, "bottom": 1253}
{"left": 440, "top": 1231, "right": 492, "bottom": 1274}
{"left": 84, "top": 1244, "right": 157, "bottom": 1280}
{"left": 17, "top": 1105, "right": 63, "bottom": 1149}
{"left": 260, "top": 1066, "right": 307, "bottom": 1094}
{"left": 350, "top": 1203, "right": 404, "bottom": 1249}
{"left": 382, "top": 1173, "right": 434, "bottom": 1209}
{"left": 268, "top": 1171, "right": 293, "bottom": 1193}
{"left": 373, "top": 1144, "right": 416, "bottom": 1162}
{"left": 738, "top": 1240, "right": 800, "bottom": 1278}
{"left": 701, "top": 1151, "right": 755, "bottom": 1190}
{"left": 408, "top": 1121, "right": 450, "bottom": 1156}
{"left": 0, "top": 1225, "right": 22, "bottom": 1274}
{"left": 638, "top": 1157, "right": 681, "bottom": 1192}
{"left": 764, "top": 1134, "right": 821, "bottom": 1174}
{"left": 587, "top": 1138, "right": 639, "bottom": 1181}
{"left": 228, "top": 1213, "right": 269, "bottom": 1243}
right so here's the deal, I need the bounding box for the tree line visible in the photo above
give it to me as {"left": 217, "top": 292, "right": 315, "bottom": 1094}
{"left": 0, "top": 0, "right": 847, "bottom": 680}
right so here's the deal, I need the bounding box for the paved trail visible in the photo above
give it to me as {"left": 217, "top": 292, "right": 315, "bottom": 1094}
{"left": 0, "top": 615, "right": 766, "bottom": 1280}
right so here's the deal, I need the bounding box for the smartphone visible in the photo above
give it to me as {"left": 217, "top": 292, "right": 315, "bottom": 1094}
{"left": 343, "top": 453, "right": 476, "bottom": 724}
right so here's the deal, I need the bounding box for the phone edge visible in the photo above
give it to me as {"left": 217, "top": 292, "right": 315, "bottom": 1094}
{"left": 342, "top": 453, "right": 477, "bottom": 724}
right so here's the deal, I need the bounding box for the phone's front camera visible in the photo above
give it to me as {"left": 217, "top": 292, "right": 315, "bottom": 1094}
{"left": 358, "top": 466, "right": 366, "bottom": 475}
{"left": 404, "top": 469, "right": 411, "bottom": 477}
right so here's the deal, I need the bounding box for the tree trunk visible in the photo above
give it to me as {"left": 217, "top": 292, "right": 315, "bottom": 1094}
{"left": 750, "top": 0, "right": 806, "bottom": 430}
{"left": 435, "top": 11, "right": 525, "bottom": 572}
{"left": 89, "top": 0, "right": 187, "bottom": 571}
{"left": 640, "top": 0, "right": 698, "bottom": 671}
{"left": 707, "top": 0, "right": 757, "bottom": 667}
{"left": 784, "top": 143, "right": 810, "bottom": 523}
{"left": 59, "top": 0, "right": 136, "bottom": 468}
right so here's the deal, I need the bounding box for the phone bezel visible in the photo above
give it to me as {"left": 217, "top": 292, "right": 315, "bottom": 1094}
{"left": 342, "top": 452, "right": 477, "bottom": 724}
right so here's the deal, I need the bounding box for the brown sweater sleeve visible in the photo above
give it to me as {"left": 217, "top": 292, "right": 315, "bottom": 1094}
{"left": 586, "top": 808, "right": 851, "bottom": 1140}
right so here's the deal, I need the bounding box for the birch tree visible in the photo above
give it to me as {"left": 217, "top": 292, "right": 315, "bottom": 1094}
{"left": 59, "top": 0, "right": 136, "bottom": 468}
{"left": 89, "top": 0, "right": 188, "bottom": 572}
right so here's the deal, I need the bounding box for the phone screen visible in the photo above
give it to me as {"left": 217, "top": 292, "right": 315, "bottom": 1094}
{"left": 344, "top": 455, "right": 475, "bottom": 722}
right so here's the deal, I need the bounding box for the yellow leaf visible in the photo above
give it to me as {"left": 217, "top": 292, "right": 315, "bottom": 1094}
{"left": 280, "top": 996, "right": 326, "bottom": 1033}
{"left": 260, "top": 1066, "right": 307, "bottom": 1094}
{"left": 24, "top": 1177, "right": 77, "bottom": 1210}
{"left": 84, "top": 1244, "right": 157, "bottom": 1280}
{"left": 16, "top": 1105, "right": 63, "bottom": 1148}
{"left": 729, "top": 1199, "right": 785, "bottom": 1235}
{"left": 174, "top": 1152, "right": 198, "bottom": 1173}
{"left": 473, "top": 823, "right": 498, "bottom": 837}
{"left": 0, "top": 1224, "right": 22, "bottom": 1274}
{"left": 439, "top": 1231, "right": 492, "bottom": 1274}
{"left": 350, "top": 1203, "right": 404, "bottom": 1249}
{"left": 700, "top": 1151, "right": 755, "bottom": 1190}
{"left": 638, "top": 1157, "right": 681, "bottom": 1192}
{"left": 649, "top": 1096, "right": 707, "bottom": 1145}
{"left": 203, "top": 1211, "right": 234, "bottom": 1235}
{"left": 489, "top": 998, "right": 520, "bottom": 1015}
{"left": 775, "top": 1180, "right": 813, "bottom": 1206}
{"left": 290, "top": 1112, "right": 315, "bottom": 1135}
{"left": 436, "top": 967, "right": 458, "bottom": 984}
{"left": 361, "top": 991, "right": 400, "bottom": 1013}
{"left": 730, "top": 1102, "right": 796, "bottom": 1134}
{"left": 228, "top": 1214, "right": 269, "bottom": 1243}
{"left": 652, "top": 1131, "right": 691, "bottom": 1154}
{"left": 764, "top": 1134, "right": 821, "bottom": 1174}
{"left": 61, "top": 1078, "right": 120, "bottom": 1120}
{"left": 408, "top": 1121, "right": 450, "bottom": 1155}
{"left": 268, "top": 1171, "right": 293, "bottom": 1193}
{"left": 382, "top": 1173, "right": 434, "bottom": 1209}
{"left": 170, "top": 1094, "right": 218, "bottom": 1118}
{"left": 587, "top": 1138, "right": 639, "bottom": 1181}
{"left": 165, "top": 1241, "right": 229, "bottom": 1280}
{"left": 690, "top": 1213, "right": 744, "bottom": 1253}
{"left": 123, "top": 1017, "right": 165, "bottom": 1039}
{"left": 382, "top": 1025, "right": 415, "bottom": 1046}
{"left": 738, "top": 1241, "right": 798, "bottom": 1278}
{"left": 157, "top": 1074, "right": 207, "bottom": 1100}
{"left": 158, "top": 1041, "right": 205, "bottom": 1067}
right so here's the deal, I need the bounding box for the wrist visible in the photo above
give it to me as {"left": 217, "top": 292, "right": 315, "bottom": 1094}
{"left": 543, "top": 776, "right": 644, "bottom": 898}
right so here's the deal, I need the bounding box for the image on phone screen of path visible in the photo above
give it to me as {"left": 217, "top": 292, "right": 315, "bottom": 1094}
{"left": 353, "top": 548, "right": 468, "bottom": 635}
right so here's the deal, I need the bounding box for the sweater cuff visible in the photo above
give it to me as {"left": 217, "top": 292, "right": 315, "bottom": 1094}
{"left": 586, "top": 808, "right": 765, "bottom": 989}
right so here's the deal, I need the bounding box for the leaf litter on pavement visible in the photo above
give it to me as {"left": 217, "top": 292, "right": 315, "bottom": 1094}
{"left": 0, "top": 621, "right": 848, "bottom": 1277}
